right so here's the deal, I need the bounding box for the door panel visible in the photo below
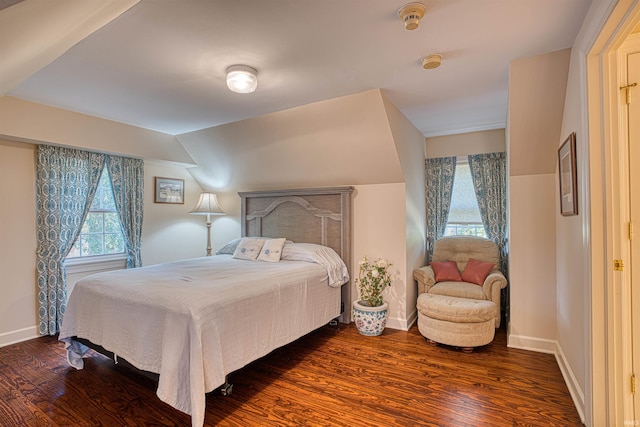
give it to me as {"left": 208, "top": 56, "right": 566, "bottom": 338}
{"left": 629, "top": 50, "right": 640, "bottom": 421}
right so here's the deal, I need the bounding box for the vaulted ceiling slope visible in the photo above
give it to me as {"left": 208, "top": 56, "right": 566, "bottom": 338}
{"left": 1, "top": 0, "right": 592, "bottom": 137}
{"left": 0, "top": 0, "right": 140, "bottom": 96}
{"left": 178, "top": 89, "right": 419, "bottom": 192}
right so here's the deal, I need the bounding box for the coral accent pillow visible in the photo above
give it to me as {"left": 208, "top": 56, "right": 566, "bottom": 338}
{"left": 461, "top": 258, "right": 494, "bottom": 286}
{"left": 430, "top": 261, "right": 462, "bottom": 282}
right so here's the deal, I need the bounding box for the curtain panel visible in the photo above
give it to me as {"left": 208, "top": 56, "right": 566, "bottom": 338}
{"left": 425, "top": 157, "right": 457, "bottom": 263}
{"left": 36, "top": 145, "right": 144, "bottom": 335}
{"left": 107, "top": 156, "right": 144, "bottom": 268}
{"left": 468, "top": 152, "right": 508, "bottom": 277}
{"left": 35, "top": 145, "right": 106, "bottom": 335}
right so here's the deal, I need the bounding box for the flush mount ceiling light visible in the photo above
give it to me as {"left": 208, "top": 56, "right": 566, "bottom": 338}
{"left": 226, "top": 65, "right": 258, "bottom": 94}
{"left": 421, "top": 54, "right": 442, "bottom": 69}
{"left": 398, "top": 2, "right": 426, "bottom": 30}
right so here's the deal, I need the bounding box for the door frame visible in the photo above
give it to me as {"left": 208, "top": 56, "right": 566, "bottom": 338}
{"left": 586, "top": 1, "right": 640, "bottom": 425}
{"left": 619, "top": 31, "right": 640, "bottom": 426}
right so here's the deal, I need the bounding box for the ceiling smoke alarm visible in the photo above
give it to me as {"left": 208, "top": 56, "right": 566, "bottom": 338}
{"left": 421, "top": 54, "right": 442, "bottom": 69}
{"left": 398, "top": 2, "right": 426, "bottom": 31}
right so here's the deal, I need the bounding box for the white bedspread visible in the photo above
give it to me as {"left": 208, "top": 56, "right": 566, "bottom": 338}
{"left": 59, "top": 255, "right": 343, "bottom": 427}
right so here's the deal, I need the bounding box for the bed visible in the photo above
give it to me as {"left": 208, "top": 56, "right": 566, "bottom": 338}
{"left": 58, "top": 186, "right": 354, "bottom": 427}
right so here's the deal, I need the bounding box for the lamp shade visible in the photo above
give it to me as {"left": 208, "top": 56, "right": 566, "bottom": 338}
{"left": 189, "top": 193, "right": 225, "bottom": 216}
{"left": 226, "top": 65, "right": 258, "bottom": 94}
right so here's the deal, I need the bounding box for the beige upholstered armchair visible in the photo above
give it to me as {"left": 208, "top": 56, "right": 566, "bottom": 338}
{"left": 414, "top": 236, "right": 507, "bottom": 328}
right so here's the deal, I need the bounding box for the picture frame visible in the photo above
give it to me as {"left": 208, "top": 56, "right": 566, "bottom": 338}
{"left": 558, "top": 132, "right": 578, "bottom": 216}
{"left": 154, "top": 177, "right": 184, "bottom": 204}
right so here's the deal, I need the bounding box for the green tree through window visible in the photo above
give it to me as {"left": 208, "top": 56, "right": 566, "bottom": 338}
{"left": 67, "top": 167, "right": 125, "bottom": 258}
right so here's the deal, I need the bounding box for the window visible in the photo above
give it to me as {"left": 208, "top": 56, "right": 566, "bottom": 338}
{"left": 445, "top": 161, "right": 486, "bottom": 238}
{"left": 66, "top": 167, "right": 125, "bottom": 258}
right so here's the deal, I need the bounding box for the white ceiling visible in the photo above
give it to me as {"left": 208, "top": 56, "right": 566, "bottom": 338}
{"left": 3, "top": 0, "right": 592, "bottom": 137}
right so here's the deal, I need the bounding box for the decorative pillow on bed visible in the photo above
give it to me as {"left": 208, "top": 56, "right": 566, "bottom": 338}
{"left": 215, "top": 238, "right": 242, "bottom": 255}
{"left": 257, "top": 238, "right": 286, "bottom": 262}
{"left": 430, "top": 261, "right": 462, "bottom": 282}
{"left": 461, "top": 258, "right": 494, "bottom": 286}
{"left": 281, "top": 242, "right": 349, "bottom": 287}
{"left": 232, "top": 237, "right": 266, "bottom": 261}
{"left": 219, "top": 237, "right": 291, "bottom": 256}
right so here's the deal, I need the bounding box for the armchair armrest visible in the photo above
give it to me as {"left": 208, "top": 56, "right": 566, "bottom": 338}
{"left": 482, "top": 271, "right": 507, "bottom": 303}
{"left": 413, "top": 266, "right": 436, "bottom": 294}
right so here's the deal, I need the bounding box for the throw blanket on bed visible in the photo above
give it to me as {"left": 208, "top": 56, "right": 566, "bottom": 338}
{"left": 59, "top": 253, "right": 347, "bottom": 427}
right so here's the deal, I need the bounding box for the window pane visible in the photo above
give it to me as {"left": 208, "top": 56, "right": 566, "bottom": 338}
{"left": 65, "top": 166, "right": 125, "bottom": 259}
{"left": 104, "top": 212, "right": 121, "bottom": 233}
{"left": 105, "top": 233, "right": 125, "bottom": 254}
{"left": 448, "top": 163, "right": 482, "bottom": 223}
{"left": 446, "top": 162, "right": 486, "bottom": 238}
{"left": 82, "top": 212, "right": 103, "bottom": 233}
{"left": 82, "top": 234, "right": 104, "bottom": 256}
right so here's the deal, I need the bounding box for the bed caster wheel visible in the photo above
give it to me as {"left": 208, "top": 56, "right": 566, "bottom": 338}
{"left": 221, "top": 383, "right": 233, "bottom": 396}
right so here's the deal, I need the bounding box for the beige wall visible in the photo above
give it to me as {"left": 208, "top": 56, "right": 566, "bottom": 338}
{"left": 426, "top": 129, "right": 506, "bottom": 158}
{"left": 508, "top": 174, "right": 558, "bottom": 348}
{"left": 142, "top": 161, "right": 212, "bottom": 266}
{"left": 509, "top": 49, "right": 571, "bottom": 177}
{"left": 0, "top": 141, "right": 37, "bottom": 345}
{"left": 507, "top": 48, "right": 570, "bottom": 354}
{"left": 0, "top": 96, "right": 195, "bottom": 165}
{"left": 176, "top": 89, "right": 404, "bottom": 192}
{"left": 352, "top": 184, "right": 408, "bottom": 329}
{"left": 556, "top": 43, "right": 589, "bottom": 406}
{"left": 381, "top": 93, "right": 427, "bottom": 326}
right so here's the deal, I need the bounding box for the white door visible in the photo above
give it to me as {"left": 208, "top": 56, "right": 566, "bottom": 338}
{"left": 629, "top": 49, "right": 640, "bottom": 422}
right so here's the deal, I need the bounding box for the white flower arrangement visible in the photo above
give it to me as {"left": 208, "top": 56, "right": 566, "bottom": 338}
{"left": 355, "top": 256, "right": 393, "bottom": 307}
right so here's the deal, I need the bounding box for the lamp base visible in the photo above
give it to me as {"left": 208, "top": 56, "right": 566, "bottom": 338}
{"left": 206, "top": 221, "right": 212, "bottom": 256}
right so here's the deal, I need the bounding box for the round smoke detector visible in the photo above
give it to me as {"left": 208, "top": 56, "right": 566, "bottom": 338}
{"left": 398, "top": 2, "right": 426, "bottom": 31}
{"left": 421, "top": 54, "right": 442, "bottom": 69}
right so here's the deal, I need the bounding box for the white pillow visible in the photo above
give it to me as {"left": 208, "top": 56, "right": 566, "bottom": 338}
{"left": 232, "top": 237, "right": 265, "bottom": 261}
{"left": 257, "top": 238, "right": 286, "bottom": 262}
{"left": 215, "top": 238, "right": 242, "bottom": 255}
{"left": 281, "top": 242, "right": 349, "bottom": 287}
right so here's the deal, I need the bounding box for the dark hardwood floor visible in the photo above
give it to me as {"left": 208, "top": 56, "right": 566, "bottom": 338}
{"left": 0, "top": 323, "right": 583, "bottom": 426}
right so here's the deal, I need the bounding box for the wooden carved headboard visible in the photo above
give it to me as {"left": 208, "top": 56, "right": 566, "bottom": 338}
{"left": 239, "top": 187, "right": 354, "bottom": 322}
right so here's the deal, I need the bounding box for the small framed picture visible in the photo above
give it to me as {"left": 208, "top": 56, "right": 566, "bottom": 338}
{"left": 558, "top": 132, "right": 578, "bottom": 216}
{"left": 154, "top": 177, "right": 184, "bottom": 204}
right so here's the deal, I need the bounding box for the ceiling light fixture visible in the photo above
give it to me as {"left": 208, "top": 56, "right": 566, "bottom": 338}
{"left": 226, "top": 65, "right": 258, "bottom": 94}
{"left": 398, "top": 2, "right": 426, "bottom": 31}
{"left": 421, "top": 54, "right": 442, "bottom": 69}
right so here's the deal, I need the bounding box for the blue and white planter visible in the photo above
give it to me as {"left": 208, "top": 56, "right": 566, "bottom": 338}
{"left": 352, "top": 300, "right": 389, "bottom": 336}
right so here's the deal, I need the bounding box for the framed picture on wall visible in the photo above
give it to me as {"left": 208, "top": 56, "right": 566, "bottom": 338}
{"left": 154, "top": 177, "right": 184, "bottom": 204}
{"left": 558, "top": 132, "right": 578, "bottom": 216}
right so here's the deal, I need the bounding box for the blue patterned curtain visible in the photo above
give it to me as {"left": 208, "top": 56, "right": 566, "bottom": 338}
{"left": 468, "top": 152, "right": 508, "bottom": 277}
{"left": 36, "top": 145, "right": 106, "bottom": 335}
{"left": 425, "top": 157, "right": 457, "bottom": 263}
{"left": 107, "top": 156, "right": 144, "bottom": 268}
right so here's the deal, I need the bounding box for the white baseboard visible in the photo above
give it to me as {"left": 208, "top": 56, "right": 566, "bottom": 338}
{"left": 0, "top": 326, "right": 39, "bottom": 348}
{"left": 507, "top": 333, "right": 557, "bottom": 354}
{"left": 556, "top": 342, "right": 586, "bottom": 424}
{"left": 385, "top": 307, "right": 418, "bottom": 331}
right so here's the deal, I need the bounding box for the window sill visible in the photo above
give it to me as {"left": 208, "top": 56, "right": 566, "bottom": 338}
{"left": 64, "top": 254, "right": 127, "bottom": 275}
